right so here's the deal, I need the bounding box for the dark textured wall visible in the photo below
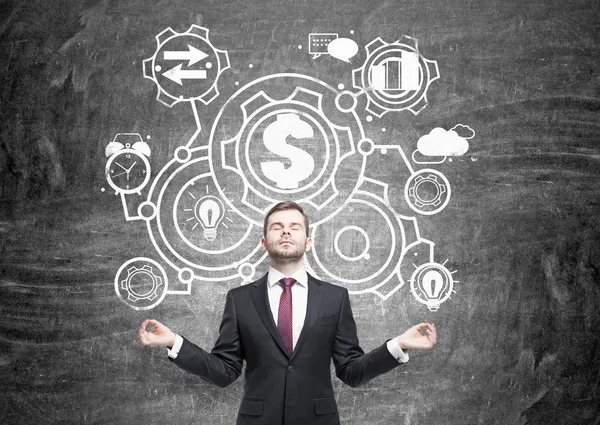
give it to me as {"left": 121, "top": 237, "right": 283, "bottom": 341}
{"left": 1, "top": 0, "right": 599, "bottom": 424}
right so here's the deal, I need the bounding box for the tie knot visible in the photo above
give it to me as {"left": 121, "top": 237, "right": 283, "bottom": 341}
{"left": 279, "top": 277, "right": 296, "bottom": 289}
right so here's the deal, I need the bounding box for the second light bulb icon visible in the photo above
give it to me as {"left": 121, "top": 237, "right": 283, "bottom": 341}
{"left": 194, "top": 195, "right": 225, "bottom": 241}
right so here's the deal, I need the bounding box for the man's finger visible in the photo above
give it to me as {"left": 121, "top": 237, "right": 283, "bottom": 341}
{"left": 413, "top": 322, "right": 429, "bottom": 331}
{"left": 146, "top": 319, "right": 160, "bottom": 328}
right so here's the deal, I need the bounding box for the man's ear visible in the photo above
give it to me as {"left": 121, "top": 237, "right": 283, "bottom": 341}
{"left": 261, "top": 236, "right": 267, "bottom": 251}
{"left": 305, "top": 237, "right": 313, "bottom": 252}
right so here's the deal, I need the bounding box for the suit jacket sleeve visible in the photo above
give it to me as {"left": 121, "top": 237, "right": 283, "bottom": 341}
{"left": 170, "top": 290, "right": 243, "bottom": 388}
{"left": 332, "top": 288, "right": 401, "bottom": 387}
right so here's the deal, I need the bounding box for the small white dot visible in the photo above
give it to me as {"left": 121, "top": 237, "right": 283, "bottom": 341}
{"left": 350, "top": 30, "right": 355, "bottom": 34}
{"left": 146, "top": 135, "right": 151, "bottom": 140}
{"left": 249, "top": 64, "right": 254, "bottom": 68}
{"left": 337, "top": 83, "right": 344, "bottom": 90}
{"left": 205, "top": 62, "right": 212, "bottom": 69}
{"left": 235, "top": 81, "right": 239, "bottom": 86}
{"left": 101, "top": 187, "right": 105, "bottom": 192}
{"left": 449, "top": 157, "right": 453, "bottom": 162}
{"left": 381, "top": 148, "right": 388, "bottom": 154}
{"left": 154, "top": 65, "right": 161, "bottom": 72}
{"left": 366, "top": 116, "right": 373, "bottom": 122}
{"left": 298, "top": 45, "right": 302, "bottom": 49}
{"left": 382, "top": 128, "right": 386, "bottom": 132}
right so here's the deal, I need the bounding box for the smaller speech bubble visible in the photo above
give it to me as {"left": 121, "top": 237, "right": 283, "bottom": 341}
{"left": 327, "top": 38, "right": 359, "bottom": 63}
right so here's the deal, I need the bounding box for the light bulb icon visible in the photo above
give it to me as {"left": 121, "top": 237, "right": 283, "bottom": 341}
{"left": 422, "top": 270, "right": 444, "bottom": 300}
{"left": 194, "top": 196, "right": 225, "bottom": 241}
{"left": 410, "top": 262, "right": 456, "bottom": 311}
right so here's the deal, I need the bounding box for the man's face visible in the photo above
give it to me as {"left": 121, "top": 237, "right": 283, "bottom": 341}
{"left": 261, "top": 209, "right": 312, "bottom": 263}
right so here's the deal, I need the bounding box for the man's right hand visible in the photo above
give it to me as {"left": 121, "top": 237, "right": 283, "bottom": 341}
{"left": 138, "top": 319, "right": 176, "bottom": 347}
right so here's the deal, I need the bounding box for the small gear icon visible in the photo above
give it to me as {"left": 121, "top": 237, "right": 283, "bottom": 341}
{"left": 405, "top": 169, "right": 451, "bottom": 215}
{"left": 352, "top": 35, "right": 439, "bottom": 117}
{"left": 143, "top": 24, "right": 230, "bottom": 108}
{"left": 120, "top": 264, "right": 163, "bottom": 302}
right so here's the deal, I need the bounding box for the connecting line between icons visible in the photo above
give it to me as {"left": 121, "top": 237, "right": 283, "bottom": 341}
{"left": 166, "top": 283, "right": 192, "bottom": 295}
{"left": 188, "top": 146, "right": 208, "bottom": 154}
{"left": 120, "top": 192, "right": 144, "bottom": 221}
{"left": 373, "top": 144, "right": 415, "bottom": 175}
{"left": 186, "top": 100, "right": 202, "bottom": 148}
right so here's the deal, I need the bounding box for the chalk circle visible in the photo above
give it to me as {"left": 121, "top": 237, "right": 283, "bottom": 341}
{"left": 155, "top": 65, "right": 162, "bottom": 72}
{"left": 178, "top": 267, "right": 194, "bottom": 284}
{"left": 334, "top": 226, "right": 370, "bottom": 261}
{"left": 138, "top": 201, "right": 157, "bottom": 221}
{"left": 205, "top": 62, "right": 212, "bottom": 69}
{"left": 114, "top": 257, "right": 168, "bottom": 311}
{"left": 174, "top": 146, "right": 192, "bottom": 163}
{"left": 366, "top": 115, "right": 373, "bottom": 122}
{"left": 358, "top": 138, "right": 375, "bottom": 156}
{"left": 238, "top": 262, "right": 256, "bottom": 281}
{"left": 335, "top": 90, "right": 358, "bottom": 113}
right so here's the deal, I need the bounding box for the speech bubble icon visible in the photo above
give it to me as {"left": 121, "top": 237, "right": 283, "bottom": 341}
{"left": 327, "top": 38, "right": 359, "bottom": 62}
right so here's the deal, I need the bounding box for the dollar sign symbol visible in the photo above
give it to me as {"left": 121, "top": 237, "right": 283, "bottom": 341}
{"left": 260, "top": 113, "right": 315, "bottom": 189}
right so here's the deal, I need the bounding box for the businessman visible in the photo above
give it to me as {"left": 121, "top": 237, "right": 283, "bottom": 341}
{"left": 139, "top": 201, "right": 437, "bottom": 425}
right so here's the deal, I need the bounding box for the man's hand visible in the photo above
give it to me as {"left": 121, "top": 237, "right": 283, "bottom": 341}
{"left": 138, "top": 319, "right": 176, "bottom": 347}
{"left": 396, "top": 323, "right": 437, "bottom": 350}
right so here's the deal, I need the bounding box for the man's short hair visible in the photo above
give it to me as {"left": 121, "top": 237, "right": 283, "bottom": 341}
{"left": 263, "top": 201, "right": 310, "bottom": 237}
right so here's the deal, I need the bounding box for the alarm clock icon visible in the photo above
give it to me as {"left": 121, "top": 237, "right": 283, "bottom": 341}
{"left": 105, "top": 133, "right": 151, "bottom": 195}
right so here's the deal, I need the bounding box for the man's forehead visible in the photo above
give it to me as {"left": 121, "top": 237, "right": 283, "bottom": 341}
{"left": 267, "top": 209, "right": 305, "bottom": 226}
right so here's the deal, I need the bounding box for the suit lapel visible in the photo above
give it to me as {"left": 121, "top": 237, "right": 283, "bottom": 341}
{"left": 291, "top": 274, "right": 325, "bottom": 360}
{"left": 249, "top": 275, "right": 289, "bottom": 357}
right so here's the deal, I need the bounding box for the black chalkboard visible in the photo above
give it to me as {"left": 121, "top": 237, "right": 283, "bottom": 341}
{"left": 1, "top": 0, "right": 599, "bottom": 424}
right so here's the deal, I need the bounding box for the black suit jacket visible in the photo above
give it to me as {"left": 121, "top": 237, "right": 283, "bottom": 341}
{"left": 171, "top": 273, "right": 402, "bottom": 425}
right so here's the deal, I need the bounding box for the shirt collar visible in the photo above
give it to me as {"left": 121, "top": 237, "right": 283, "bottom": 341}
{"left": 268, "top": 265, "right": 308, "bottom": 288}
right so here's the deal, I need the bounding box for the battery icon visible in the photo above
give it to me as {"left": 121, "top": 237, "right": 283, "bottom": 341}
{"left": 370, "top": 52, "right": 420, "bottom": 91}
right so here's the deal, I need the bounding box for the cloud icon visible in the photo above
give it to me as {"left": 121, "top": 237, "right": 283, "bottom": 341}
{"left": 417, "top": 127, "right": 469, "bottom": 156}
{"left": 450, "top": 124, "right": 475, "bottom": 140}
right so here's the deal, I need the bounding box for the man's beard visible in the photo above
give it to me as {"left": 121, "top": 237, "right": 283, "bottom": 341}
{"left": 266, "top": 239, "right": 306, "bottom": 263}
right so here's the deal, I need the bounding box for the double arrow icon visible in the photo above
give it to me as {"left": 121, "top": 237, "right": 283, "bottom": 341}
{"left": 162, "top": 44, "right": 209, "bottom": 85}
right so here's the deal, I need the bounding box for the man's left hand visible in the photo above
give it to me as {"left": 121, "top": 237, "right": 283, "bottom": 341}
{"left": 396, "top": 323, "right": 437, "bottom": 350}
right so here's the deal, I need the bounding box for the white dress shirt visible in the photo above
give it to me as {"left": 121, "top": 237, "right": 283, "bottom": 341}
{"left": 168, "top": 265, "right": 408, "bottom": 363}
{"left": 266, "top": 265, "right": 308, "bottom": 349}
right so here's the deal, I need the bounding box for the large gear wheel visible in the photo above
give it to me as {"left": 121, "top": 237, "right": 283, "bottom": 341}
{"left": 143, "top": 24, "right": 230, "bottom": 107}
{"left": 209, "top": 73, "right": 368, "bottom": 227}
{"left": 352, "top": 35, "right": 439, "bottom": 117}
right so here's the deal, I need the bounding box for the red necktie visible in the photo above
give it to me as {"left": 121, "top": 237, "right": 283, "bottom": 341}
{"left": 277, "top": 278, "right": 296, "bottom": 355}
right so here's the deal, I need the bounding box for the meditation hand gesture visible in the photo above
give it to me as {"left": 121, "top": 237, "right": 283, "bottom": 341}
{"left": 138, "top": 319, "right": 176, "bottom": 347}
{"left": 397, "top": 323, "right": 437, "bottom": 350}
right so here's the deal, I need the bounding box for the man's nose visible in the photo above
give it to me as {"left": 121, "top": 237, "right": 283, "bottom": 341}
{"left": 281, "top": 227, "right": 291, "bottom": 235}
